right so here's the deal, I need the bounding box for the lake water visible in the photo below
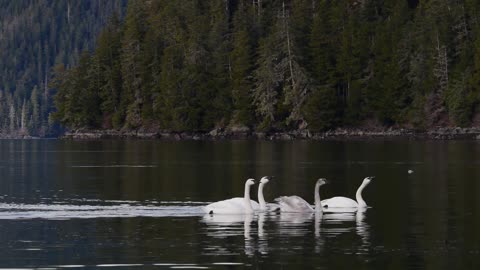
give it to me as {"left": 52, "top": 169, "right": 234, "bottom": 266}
{"left": 0, "top": 139, "right": 480, "bottom": 269}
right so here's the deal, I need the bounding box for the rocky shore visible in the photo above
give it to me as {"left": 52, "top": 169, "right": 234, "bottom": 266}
{"left": 60, "top": 127, "right": 480, "bottom": 140}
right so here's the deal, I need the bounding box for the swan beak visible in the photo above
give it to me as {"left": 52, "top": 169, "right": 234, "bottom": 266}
{"left": 370, "top": 176, "right": 375, "bottom": 180}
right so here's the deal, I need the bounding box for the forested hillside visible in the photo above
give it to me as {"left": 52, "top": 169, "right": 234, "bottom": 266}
{"left": 0, "top": 0, "right": 126, "bottom": 137}
{"left": 51, "top": 0, "right": 480, "bottom": 133}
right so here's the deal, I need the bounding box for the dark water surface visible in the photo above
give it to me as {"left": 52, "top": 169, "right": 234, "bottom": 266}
{"left": 0, "top": 139, "right": 480, "bottom": 269}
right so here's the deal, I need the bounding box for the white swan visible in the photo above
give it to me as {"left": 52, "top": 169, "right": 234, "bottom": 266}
{"left": 258, "top": 176, "right": 280, "bottom": 212}
{"left": 203, "top": 179, "right": 259, "bottom": 214}
{"left": 274, "top": 178, "right": 327, "bottom": 212}
{"left": 321, "top": 176, "right": 373, "bottom": 209}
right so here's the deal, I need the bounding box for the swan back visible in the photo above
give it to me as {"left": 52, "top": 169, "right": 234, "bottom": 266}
{"left": 321, "top": 196, "right": 358, "bottom": 208}
{"left": 203, "top": 178, "right": 258, "bottom": 214}
{"left": 321, "top": 176, "right": 373, "bottom": 209}
{"left": 275, "top": 196, "right": 314, "bottom": 212}
{"left": 265, "top": 203, "right": 280, "bottom": 212}
{"left": 203, "top": 198, "right": 259, "bottom": 214}
{"left": 274, "top": 177, "right": 327, "bottom": 213}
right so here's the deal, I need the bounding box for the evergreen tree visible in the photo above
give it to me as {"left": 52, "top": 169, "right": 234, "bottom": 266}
{"left": 0, "top": 0, "right": 126, "bottom": 136}
{"left": 253, "top": 19, "right": 285, "bottom": 130}
{"left": 304, "top": 0, "right": 340, "bottom": 131}
{"left": 95, "top": 13, "right": 123, "bottom": 128}
{"left": 47, "top": 0, "right": 480, "bottom": 134}
{"left": 205, "top": 0, "right": 233, "bottom": 128}
{"left": 230, "top": 2, "right": 255, "bottom": 126}
{"left": 30, "top": 86, "right": 41, "bottom": 133}
{"left": 121, "top": 0, "right": 147, "bottom": 128}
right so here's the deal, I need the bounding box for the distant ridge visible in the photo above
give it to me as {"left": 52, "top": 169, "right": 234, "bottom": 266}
{"left": 0, "top": 0, "right": 127, "bottom": 137}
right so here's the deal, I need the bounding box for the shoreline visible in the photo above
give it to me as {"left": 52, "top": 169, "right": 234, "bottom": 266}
{"left": 59, "top": 127, "right": 480, "bottom": 140}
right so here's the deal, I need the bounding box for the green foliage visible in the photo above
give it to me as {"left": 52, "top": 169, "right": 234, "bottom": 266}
{"left": 446, "top": 72, "right": 473, "bottom": 127}
{"left": 230, "top": 5, "right": 255, "bottom": 126}
{"left": 0, "top": 0, "right": 126, "bottom": 136}
{"left": 121, "top": 0, "right": 147, "bottom": 128}
{"left": 51, "top": 52, "right": 102, "bottom": 128}
{"left": 303, "top": 86, "right": 339, "bottom": 131}
{"left": 50, "top": 0, "right": 480, "bottom": 133}
{"left": 253, "top": 19, "right": 285, "bottom": 130}
{"left": 96, "top": 14, "right": 123, "bottom": 128}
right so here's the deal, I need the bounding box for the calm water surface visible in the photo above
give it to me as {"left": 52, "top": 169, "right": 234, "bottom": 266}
{"left": 0, "top": 139, "right": 480, "bottom": 269}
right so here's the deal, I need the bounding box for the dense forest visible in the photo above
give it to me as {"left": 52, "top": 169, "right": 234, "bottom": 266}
{"left": 0, "top": 0, "right": 126, "bottom": 137}
{"left": 33, "top": 0, "right": 480, "bottom": 133}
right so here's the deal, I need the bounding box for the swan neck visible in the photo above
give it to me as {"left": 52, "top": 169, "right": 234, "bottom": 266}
{"left": 258, "top": 183, "right": 266, "bottom": 209}
{"left": 244, "top": 182, "right": 253, "bottom": 213}
{"left": 355, "top": 182, "right": 368, "bottom": 208}
{"left": 314, "top": 183, "right": 322, "bottom": 212}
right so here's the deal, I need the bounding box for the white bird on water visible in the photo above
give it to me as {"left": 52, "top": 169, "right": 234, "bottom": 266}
{"left": 321, "top": 176, "right": 373, "bottom": 209}
{"left": 203, "top": 178, "right": 259, "bottom": 214}
{"left": 257, "top": 176, "right": 280, "bottom": 212}
{"left": 408, "top": 169, "right": 414, "bottom": 174}
{"left": 274, "top": 178, "right": 327, "bottom": 213}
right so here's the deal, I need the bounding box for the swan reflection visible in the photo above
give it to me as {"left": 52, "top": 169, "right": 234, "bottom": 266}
{"left": 355, "top": 209, "right": 370, "bottom": 248}
{"left": 201, "top": 213, "right": 255, "bottom": 256}
{"left": 279, "top": 212, "right": 314, "bottom": 224}
{"left": 323, "top": 207, "right": 358, "bottom": 214}
{"left": 314, "top": 211, "right": 322, "bottom": 237}
{"left": 258, "top": 212, "right": 266, "bottom": 238}
{"left": 278, "top": 212, "right": 314, "bottom": 236}
{"left": 202, "top": 213, "right": 252, "bottom": 239}
{"left": 243, "top": 214, "right": 254, "bottom": 256}
{"left": 258, "top": 212, "right": 268, "bottom": 255}
{"left": 314, "top": 211, "right": 324, "bottom": 253}
{"left": 323, "top": 211, "right": 356, "bottom": 223}
{"left": 202, "top": 214, "right": 247, "bottom": 225}
{"left": 201, "top": 208, "right": 371, "bottom": 256}
{"left": 321, "top": 209, "right": 371, "bottom": 250}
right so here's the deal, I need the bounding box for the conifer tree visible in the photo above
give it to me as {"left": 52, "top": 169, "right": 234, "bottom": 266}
{"left": 95, "top": 13, "right": 123, "bottom": 128}
{"left": 230, "top": 3, "right": 255, "bottom": 126}
{"left": 303, "top": 0, "right": 339, "bottom": 131}
{"left": 46, "top": 0, "right": 480, "bottom": 134}
{"left": 121, "top": 0, "right": 147, "bottom": 128}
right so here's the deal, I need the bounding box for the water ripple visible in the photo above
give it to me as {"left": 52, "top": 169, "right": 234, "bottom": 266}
{"left": 0, "top": 201, "right": 205, "bottom": 220}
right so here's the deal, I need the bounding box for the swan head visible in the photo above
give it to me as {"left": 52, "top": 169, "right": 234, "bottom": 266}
{"left": 246, "top": 178, "right": 255, "bottom": 186}
{"left": 260, "top": 176, "right": 271, "bottom": 184}
{"left": 363, "top": 176, "right": 374, "bottom": 185}
{"left": 316, "top": 178, "right": 327, "bottom": 186}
